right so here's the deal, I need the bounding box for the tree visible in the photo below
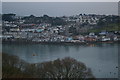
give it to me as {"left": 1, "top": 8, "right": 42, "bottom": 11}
{"left": 3, "top": 53, "right": 95, "bottom": 79}
{"left": 69, "top": 26, "right": 79, "bottom": 35}
{"left": 2, "top": 13, "right": 16, "bottom": 22}
{"left": 36, "top": 57, "right": 95, "bottom": 79}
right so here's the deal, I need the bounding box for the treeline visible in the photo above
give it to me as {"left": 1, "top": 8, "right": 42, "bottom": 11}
{"left": 2, "top": 14, "right": 119, "bottom": 26}
{"left": 97, "top": 15, "right": 119, "bottom": 26}
{"left": 90, "top": 15, "right": 120, "bottom": 33}
{"left": 2, "top": 14, "right": 66, "bottom": 26}
{"left": 2, "top": 53, "right": 95, "bottom": 79}
{"left": 2, "top": 14, "right": 16, "bottom": 22}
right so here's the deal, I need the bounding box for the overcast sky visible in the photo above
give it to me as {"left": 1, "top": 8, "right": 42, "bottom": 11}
{"left": 2, "top": 2, "right": 118, "bottom": 17}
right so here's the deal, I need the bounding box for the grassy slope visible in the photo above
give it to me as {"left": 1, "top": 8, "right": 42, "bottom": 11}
{"left": 89, "top": 23, "right": 120, "bottom": 33}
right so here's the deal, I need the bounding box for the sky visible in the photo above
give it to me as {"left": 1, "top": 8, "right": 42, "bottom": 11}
{"left": 2, "top": 2, "right": 118, "bottom": 17}
{"left": 1, "top": 0, "right": 120, "bottom": 2}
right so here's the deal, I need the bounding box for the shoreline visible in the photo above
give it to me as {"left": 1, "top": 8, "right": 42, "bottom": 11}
{"left": 2, "top": 40, "right": 120, "bottom": 45}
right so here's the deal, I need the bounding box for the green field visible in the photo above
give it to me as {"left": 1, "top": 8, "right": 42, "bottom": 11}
{"left": 89, "top": 23, "right": 120, "bottom": 33}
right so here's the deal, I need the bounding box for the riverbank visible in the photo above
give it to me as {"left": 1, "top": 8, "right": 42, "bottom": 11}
{"left": 2, "top": 40, "right": 120, "bottom": 45}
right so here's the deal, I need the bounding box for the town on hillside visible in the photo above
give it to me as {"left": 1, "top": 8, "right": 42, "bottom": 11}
{"left": 1, "top": 13, "right": 120, "bottom": 43}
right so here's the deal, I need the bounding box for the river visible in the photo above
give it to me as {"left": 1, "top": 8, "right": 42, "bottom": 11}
{"left": 2, "top": 43, "right": 119, "bottom": 78}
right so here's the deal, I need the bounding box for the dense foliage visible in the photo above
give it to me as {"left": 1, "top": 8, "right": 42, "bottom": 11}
{"left": 2, "top": 14, "right": 16, "bottom": 22}
{"left": 22, "top": 14, "right": 66, "bottom": 26}
{"left": 2, "top": 53, "right": 95, "bottom": 79}
{"left": 97, "top": 15, "right": 119, "bottom": 26}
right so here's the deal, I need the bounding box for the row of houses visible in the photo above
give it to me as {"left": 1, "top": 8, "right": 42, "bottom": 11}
{"left": 2, "top": 31, "right": 120, "bottom": 43}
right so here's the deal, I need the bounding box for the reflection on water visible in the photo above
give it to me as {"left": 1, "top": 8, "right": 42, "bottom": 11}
{"left": 2, "top": 43, "right": 119, "bottom": 78}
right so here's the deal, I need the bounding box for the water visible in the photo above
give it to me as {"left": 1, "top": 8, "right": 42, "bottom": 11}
{"left": 2, "top": 43, "right": 119, "bottom": 78}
